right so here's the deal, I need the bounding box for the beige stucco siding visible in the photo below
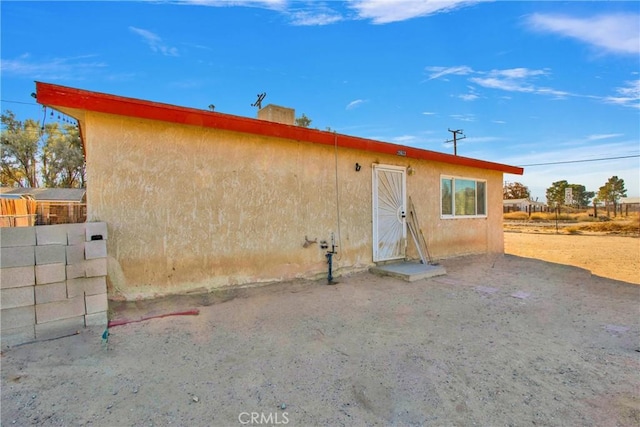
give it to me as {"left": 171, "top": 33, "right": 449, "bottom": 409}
{"left": 81, "top": 112, "right": 504, "bottom": 299}
{"left": 404, "top": 162, "right": 504, "bottom": 259}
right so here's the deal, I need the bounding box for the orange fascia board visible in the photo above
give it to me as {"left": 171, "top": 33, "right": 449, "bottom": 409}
{"left": 35, "top": 81, "right": 524, "bottom": 175}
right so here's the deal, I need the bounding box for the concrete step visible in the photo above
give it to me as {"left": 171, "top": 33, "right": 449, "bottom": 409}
{"left": 370, "top": 261, "right": 446, "bottom": 282}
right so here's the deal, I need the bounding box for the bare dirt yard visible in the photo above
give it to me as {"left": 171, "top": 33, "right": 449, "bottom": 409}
{"left": 505, "top": 230, "right": 640, "bottom": 285}
{"left": 2, "top": 233, "right": 639, "bottom": 426}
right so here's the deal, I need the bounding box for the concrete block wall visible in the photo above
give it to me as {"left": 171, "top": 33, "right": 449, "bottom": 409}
{"left": 0, "top": 222, "right": 108, "bottom": 347}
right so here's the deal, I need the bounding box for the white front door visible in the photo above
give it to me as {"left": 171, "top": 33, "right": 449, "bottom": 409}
{"left": 372, "top": 164, "right": 407, "bottom": 262}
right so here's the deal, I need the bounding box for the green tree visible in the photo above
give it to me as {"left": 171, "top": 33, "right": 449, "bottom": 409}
{"left": 545, "top": 180, "right": 569, "bottom": 207}
{"left": 41, "top": 122, "right": 85, "bottom": 188}
{"left": 1, "top": 110, "right": 85, "bottom": 189}
{"left": 503, "top": 182, "right": 531, "bottom": 199}
{"left": 295, "top": 113, "right": 312, "bottom": 128}
{"left": 546, "top": 180, "right": 594, "bottom": 209}
{"left": 567, "top": 184, "right": 594, "bottom": 209}
{"left": 598, "top": 176, "right": 626, "bottom": 217}
{"left": 1, "top": 111, "right": 40, "bottom": 187}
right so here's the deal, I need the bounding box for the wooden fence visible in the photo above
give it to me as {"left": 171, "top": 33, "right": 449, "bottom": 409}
{"left": 0, "top": 198, "right": 37, "bottom": 227}
{"left": 1, "top": 199, "right": 86, "bottom": 227}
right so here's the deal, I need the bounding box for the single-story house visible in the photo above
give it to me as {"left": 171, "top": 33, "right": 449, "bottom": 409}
{"left": 503, "top": 198, "right": 547, "bottom": 213}
{"left": 35, "top": 82, "right": 523, "bottom": 299}
{"left": 1, "top": 188, "right": 86, "bottom": 225}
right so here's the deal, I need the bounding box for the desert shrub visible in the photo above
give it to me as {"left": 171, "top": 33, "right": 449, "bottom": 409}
{"left": 530, "top": 213, "right": 548, "bottom": 221}
{"left": 565, "top": 227, "right": 581, "bottom": 234}
{"left": 556, "top": 213, "right": 574, "bottom": 221}
{"left": 573, "top": 220, "right": 640, "bottom": 235}
{"left": 576, "top": 214, "right": 597, "bottom": 222}
{"left": 503, "top": 212, "right": 529, "bottom": 220}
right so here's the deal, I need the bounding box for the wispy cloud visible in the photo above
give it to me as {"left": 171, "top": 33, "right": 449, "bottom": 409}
{"left": 0, "top": 53, "right": 107, "bottom": 80}
{"left": 422, "top": 111, "right": 436, "bottom": 116}
{"left": 289, "top": 10, "right": 342, "bottom": 25}
{"left": 129, "top": 26, "right": 179, "bottom": 56}
{"left": 288, "top": 3, "right": 343, "bottom": 26}
{"left": 603, "top": 80, "right": 640, "bottom": 109}
{"left": 425, "top": 65, "right": 473, "bottom": 81}
{"left": 470, "top": 68, "right": 551, "bottom": 93}
{"left": 587, "top": 133, "right": 624, "bottom": 141}
{"left": 176, "top": 0, "right": 478, "bottom": 25}
{"left": 458, "top": 93, "right": 478, "bottom": 101}
{"left": 450, "top": 113, "right": 475, "bottom": 122}
{"left": 428, "top": 64, "right": 638, "bottom": 109}
{"left": 178, "top": 0, "right": 286, "bottom": 9}
{"left": 458, "top": 86, "right": 480, "bottom": 101}
{"left": 526, "top": 13, "right": 640, "bottom": 56}
{"left": 349, "top": 0, "right": 481, "bottom": 24}
{"left": 346, "top": 99, "right": 367, "bottom": 110}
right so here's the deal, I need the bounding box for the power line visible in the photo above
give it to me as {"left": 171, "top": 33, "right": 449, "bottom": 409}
{"left": 518, "top": 154, "right": 639, "bottom": 167}
{"left": 1, "top": 99, "right": 39, "bottom": 106}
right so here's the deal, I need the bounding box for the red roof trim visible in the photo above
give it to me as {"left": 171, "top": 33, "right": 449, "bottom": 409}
{"left": 35, "top": 82, "right": 523, "bottom": 175}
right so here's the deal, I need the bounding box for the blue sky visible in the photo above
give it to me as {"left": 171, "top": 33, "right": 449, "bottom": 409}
{"left": 2, "top": 0, "right": 639, "bottom": 201}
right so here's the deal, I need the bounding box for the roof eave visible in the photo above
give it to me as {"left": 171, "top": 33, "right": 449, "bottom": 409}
{"left": 35, "top": 82, "right": 524, "bottom": 175}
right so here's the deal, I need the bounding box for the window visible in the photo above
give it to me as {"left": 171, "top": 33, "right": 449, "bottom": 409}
{"left": 441, "top": 176, "right": 487, "bottom": 218}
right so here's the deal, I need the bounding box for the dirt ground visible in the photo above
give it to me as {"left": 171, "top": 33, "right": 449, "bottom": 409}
{"left": 504, "top": 230, "right": 640, "bottom": 285}
{"left": 2, "top": 233, "right": 639, "bottom": 426}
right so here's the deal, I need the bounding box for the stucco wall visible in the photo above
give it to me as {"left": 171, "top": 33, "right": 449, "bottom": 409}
{"left": 80, "top": 112, "right": 504, "bottom": 299}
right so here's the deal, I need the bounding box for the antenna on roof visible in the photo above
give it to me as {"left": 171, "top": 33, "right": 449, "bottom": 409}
{"left": 251, "top": 92, "right": 266, "bottom": 110}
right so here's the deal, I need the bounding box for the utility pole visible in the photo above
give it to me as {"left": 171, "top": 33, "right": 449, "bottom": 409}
{"left": 445, "top": 128, "right": 466, "bottom": 156}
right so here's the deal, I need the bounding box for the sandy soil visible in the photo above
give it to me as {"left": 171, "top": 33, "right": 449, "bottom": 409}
{"left": 505, "top": 231, "right": 640, "bottom": 285}
{"left": 2, "top": 236, "right": 639, "bottom": 426}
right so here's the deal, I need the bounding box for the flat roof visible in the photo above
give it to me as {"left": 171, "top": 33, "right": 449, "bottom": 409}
{"left": 35, "top": 82, "right": 524, "bottom": 175}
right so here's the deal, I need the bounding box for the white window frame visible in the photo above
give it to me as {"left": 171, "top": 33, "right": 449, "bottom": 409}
{"left": 440, "top": 175, "right": 487, "bottom": 219}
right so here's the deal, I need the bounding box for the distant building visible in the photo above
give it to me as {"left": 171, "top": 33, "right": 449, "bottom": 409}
{"left": 503, "top": 198, "right": 547, "bottom": 213}
{"left": 620, "top": 197, "right": 640, "bottom": 214}
{"left": 1, "top": 188, "right": 86, "bottom": 225}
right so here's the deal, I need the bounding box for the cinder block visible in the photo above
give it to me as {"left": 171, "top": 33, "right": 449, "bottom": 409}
{"left": 85, "top": 311, "right": 108, "bottom": 327}
{"left": 85, "top": 222, "right": 108, "bottom": 242}
{"left": 35, "top": 263, "right": 66, "bottom": 285}
{"left": 0, "top": 285, "right": 34, "bottom": 309}
{"left": 84, "top": 240, "right": 107, "bottom": 260}
{"left": 85, "top": 276, "right": 107, "bottom": 295}
{"left": 66, "top": 278, "right": 85, "bottom": 298}
{"left": 35, "top": 245, "right": 66, "bottom": 265}
{"left": 68, "top": 276, "right": 107, "bottom": 297}
{"left": 85, "top": 258, "right": 107, "bottom": 277}
{"left": 65, "top": 244, "right": 85, "bottom": 265}
{"left": 0, "top": 266, "right": 35, "bottom": 289}
{"left": 66, "top": 224, "right": 85, "bottom": 245}
{"left": 66, "top": 263, "right": 85, "bottom": 280}
{"left": 85, "top": 293, "right": 108, "bottom": 314}
{"left": 35, "top": 296, "right": 85, "bottom": 324}
{"left": 0, "top": 246, "right": 35, "bottom": 268}
{"left": 35, "top": 316, "right": 84, "bottom": 341}
{"left": 1, "top": 325, "right": 35, "bottom": 347}
{"left": 36, "top": 224, "right": 68, "bottom": 246}
{"left": 35, "top": 282, "right": 67, "bottom": 304}
{"left": 0, "top": 227, "right": 36, "bottom": 247}
{"left": 1, "top": 306, "right": 36, "bottom": 330}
